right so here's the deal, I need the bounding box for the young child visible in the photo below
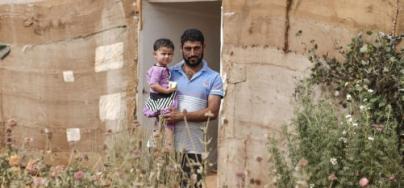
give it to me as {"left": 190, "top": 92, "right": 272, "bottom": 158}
{"left": 144, "top": 38, "right": 177, "bottom": 150}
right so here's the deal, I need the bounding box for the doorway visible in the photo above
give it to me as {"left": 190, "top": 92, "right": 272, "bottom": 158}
{"left": 137, "top": 0, "right": 222, "bottom": 169}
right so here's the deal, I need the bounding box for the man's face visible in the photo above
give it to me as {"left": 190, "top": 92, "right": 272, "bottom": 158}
{"left": 182, "top": 41, "right": 204, "bottom": 67}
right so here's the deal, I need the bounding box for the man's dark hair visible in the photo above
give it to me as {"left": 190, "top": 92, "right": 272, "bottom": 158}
{"left": 153, "top": 38, "right": 174, "bottom": 51}
{"left": 180, "top": 28, "right": 205, "bottom": 46}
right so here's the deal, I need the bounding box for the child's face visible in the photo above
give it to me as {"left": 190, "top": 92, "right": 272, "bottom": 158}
{"left": 154, "top": 47, "right": 174, "bottom": 66}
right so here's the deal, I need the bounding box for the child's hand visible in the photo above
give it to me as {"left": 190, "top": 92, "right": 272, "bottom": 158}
{"left": 167, "top": 87, "right": 176, "bottom": 93}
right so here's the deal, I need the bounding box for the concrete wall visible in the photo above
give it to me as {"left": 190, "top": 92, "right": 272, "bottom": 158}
{"left": 0, "top": 0, "right": 138, "bottom": 160}
{"left": 218, "top": 0, "right": 403, "bottom": 187}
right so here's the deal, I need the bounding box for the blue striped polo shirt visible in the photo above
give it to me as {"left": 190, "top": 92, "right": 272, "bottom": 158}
{"left": 170, "top": 60, "right": 224, "bottom": 153}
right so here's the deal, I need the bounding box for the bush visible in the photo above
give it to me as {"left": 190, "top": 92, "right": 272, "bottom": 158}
{"left": 270, "top": 32, "right": 403, "bottom": 188}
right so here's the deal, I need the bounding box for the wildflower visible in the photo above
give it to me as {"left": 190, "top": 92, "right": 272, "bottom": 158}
{"left": 360, "top": 44, "right": 368, "bottom": 53}
{"left": 8, "top": 154, "right": 20, "bottom": 167}
{"left": 344, "top": 82, "right": 349, "bottom": 87}
{"left": 330, "top": 158, "right": 337, "bottom": 165}
{"left": 368, "top": 136, "right": 374, "bottom": 141}
{"left": 310, "top": 184, "right": 315, "bottom": 188}
{"left": 50, "top": 165, "right": 64, "bottom": 177}
{"left": 346, "top": 94, "right": 352, "bottom": 101}
{"left": 367, "top": 89, "right": 374, "bottom": 93}
{"left": 26, "top": 159, "right": 39, "bottom": 175}
{"left": 363, "top": 84, "right": 368, "bottom": 89}
{"left": 328, "top": 173, "right": 337, "bottom": 181}
{"left": 352, "top": 122, "right": 358, "bottom": 127}
{"left": 74, "top": 170, "right": 85, "bottom": 181}
{"left": 359, "top": 105, "right": 366, "bottom": 111}
{"left": 339, "top": 137, "right": 347, "bottom": 143}
{"left": 359, "top": 177, "right": 369, "bottom": 187}
{"left": 334, "top": 90, "right": 340, "bottom": 97}
{"left": 33, "top": 177, "right": 47, "bottom": 187}
{"left": 342, "top": 130, "right": 347, "bottom": 135}
{"left": 345, "top": 115, "right": 353, "bottom": 123}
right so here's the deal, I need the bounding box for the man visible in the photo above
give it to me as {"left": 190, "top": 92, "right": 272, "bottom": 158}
{"left": 164, "top": 28, "right": 224, "bottom": 187}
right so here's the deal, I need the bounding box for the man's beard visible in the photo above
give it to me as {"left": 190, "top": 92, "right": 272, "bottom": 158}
{"left": 183, "top": 53, "right": 203, "bottom": 67}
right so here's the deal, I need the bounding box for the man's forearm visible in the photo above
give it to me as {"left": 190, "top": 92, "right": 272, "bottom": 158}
{"left": 180, "top": 108, "right": 218, "bottom": 122}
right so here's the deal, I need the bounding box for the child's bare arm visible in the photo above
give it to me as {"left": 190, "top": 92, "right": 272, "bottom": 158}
{"left": 150, "top": 83, "right": 176, "bottom": 94}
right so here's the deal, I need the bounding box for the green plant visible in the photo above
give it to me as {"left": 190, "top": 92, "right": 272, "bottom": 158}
{"left": 0, "top": 113, "right": 213, "bottom": 187}
{"left": 270, "top": 32, "right": 404, "bottom": 188}
{"left": 309, "top": 32, "right": 403, "bottom": 154}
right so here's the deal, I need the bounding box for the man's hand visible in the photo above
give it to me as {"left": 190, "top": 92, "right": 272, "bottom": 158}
{"left": 163, "top": 107, "right": 184, "bottom": 124}
{"left": 163, "top": 95, "right": 222, "bottom": 123}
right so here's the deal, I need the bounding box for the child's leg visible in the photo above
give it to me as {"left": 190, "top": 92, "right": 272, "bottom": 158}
{"left": 161, "top": 106, "right": 175, "bottom": 151}
{"left": 164, "top": 126, "right": 174, "bottom": 151}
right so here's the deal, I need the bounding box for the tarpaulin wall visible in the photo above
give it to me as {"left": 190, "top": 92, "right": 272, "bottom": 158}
{"left": 0, "top": 0, "right": 138, "bottom": 158}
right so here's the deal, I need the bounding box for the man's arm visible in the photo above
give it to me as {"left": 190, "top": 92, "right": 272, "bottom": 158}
{"left": 164, "top": 95, "right": 222, "bottom": 123}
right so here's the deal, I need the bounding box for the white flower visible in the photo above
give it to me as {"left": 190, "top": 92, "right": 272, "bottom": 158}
{"left": 363, "top": 98, "right": 368, "bottom": 102}
{"left": 368, "top": 89, "right": 374, "bottom": 93}
{"left": 342, "top": 130, "right": 347, "bottom": 135}
{"left": 310, "top": 184, "right": 315, "bottom": 188}
{"left": 330, "top": 158, "right": 338, "bottom": 165}
{"left": 368, "top": 136, "right": 374, "bottom": 141}
{"left": 379, "top": 31, "right": 386, "bottom": 36}
{"left": 345, "top": 115, "right": 353, "bottom": 123}
{"left": 360, "top": 105, "right": 366, "bottom": 111}
{"left": 344, "top": 82, "right": 349, "bottom": 87}
{"left": 360, "top": 44, "right": 368, "bottom": 53}
{"left": 352, "top": 122, "right": 358, "bottom": 127}
{"left": 346, "top": 94, "right": 352, "bottom": 101}
{"left": 334, "top": 90, "right": 340, "bottom": 97}
{"left": 339, "top": 137, "right": 347, "bottom": 143}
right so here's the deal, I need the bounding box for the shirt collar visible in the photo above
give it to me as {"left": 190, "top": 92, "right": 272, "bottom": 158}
{"left": 171, "top": 59, "right": 209, "bottom": 73}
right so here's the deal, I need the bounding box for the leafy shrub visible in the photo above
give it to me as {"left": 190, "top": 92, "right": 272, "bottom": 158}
{"left": 270, "top": 32, "right": 403, "bottom": 188}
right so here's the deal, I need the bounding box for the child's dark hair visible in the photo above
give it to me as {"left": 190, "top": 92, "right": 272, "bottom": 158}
{"left": 180, "top": 28, "right": 204, "bottom": 46}
{"left": 153, "top": 38, "right": 174, "bottom": 51}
